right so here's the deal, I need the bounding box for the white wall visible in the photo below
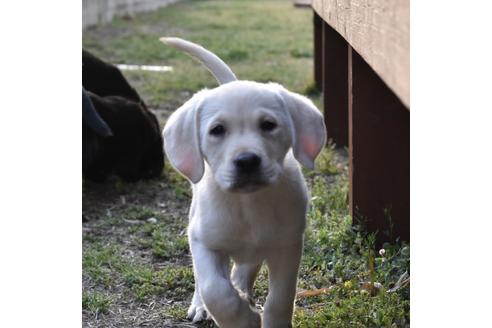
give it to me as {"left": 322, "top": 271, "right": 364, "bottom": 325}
{"left": 83, "top": 0, "right": 180, "bottom": 29}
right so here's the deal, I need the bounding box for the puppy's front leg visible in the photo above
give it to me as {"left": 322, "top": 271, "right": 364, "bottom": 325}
{"left": 231, "top": 262, "right": 262, "bottom": 305}
{"left": 190, "top": 239, "right": 261, "bottom": 328}
{"left": 263, "top": 241, "right": 303, "bottom": 328}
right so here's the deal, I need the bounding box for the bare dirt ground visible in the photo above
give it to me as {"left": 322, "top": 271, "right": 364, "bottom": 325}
{"left": 83, "top": 177, "right": 194, "bottom": 327}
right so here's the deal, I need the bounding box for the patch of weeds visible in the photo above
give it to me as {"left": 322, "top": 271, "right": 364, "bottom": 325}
{"left": 122, "top": 266, "right": 160, "bottom": 300}
{"left": 151, "top": 229, "right": 189, "bottom": 259}
{"left": 134, "top": 236, "right": 152, "bottom": 248}
{"left": 309, "top": 175, "right": 349, "bottom": 217}
{"left": 82, "top": 291, "right": 112, "bottom": 315}
{"left": 313, "top": 144, "right": 339, "bottom": 175}
{"left": 294, "top": 285, "right": 409, "bottom": 328}
{"left": 121, "top": 206, "right": 157, "bottom": 221}
{"left": 92, "top": 213, "right": 126, "bottom": 228}
{"left": 131, "top": 221, "right": 189, "bottom": 259}
{"left": 123, "top": 265, "right": 194, "bottom": 301}
{"left": 253, "top": 266, "right": 269, "bottom": 303}
{"left": 160, "top": 303, "right": 188, "bottom": 320}
{"left": 374, "top": 243, "right": 410, "bottom": 300}
{"left": 83, "top": 244, "right": 123, "bottom": 287}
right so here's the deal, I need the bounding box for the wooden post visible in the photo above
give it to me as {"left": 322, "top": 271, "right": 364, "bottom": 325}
{"left": 322, "top": 23, "right": 348, "bottom": 148}
{"left": 313, "top": 11, "right": 323, "bottom": 90}
{"left": 348, "top": 47, "right": 410, "bottom": 246}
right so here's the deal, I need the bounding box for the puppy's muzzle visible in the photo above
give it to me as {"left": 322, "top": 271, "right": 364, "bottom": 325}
{"left": 229, "top": 152, "right": 268, "bottom": 192}
{"left": 234, "top": 152, "right": 261, "bottom": 174}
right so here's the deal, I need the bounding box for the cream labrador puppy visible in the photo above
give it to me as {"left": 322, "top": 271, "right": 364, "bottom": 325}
{"left": 160, "top": 38, "right": 326, "bottom": 328}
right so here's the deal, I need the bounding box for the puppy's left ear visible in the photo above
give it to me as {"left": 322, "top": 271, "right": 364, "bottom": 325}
{"left": 277, "top": 86, "right": 327, "bottom": 169}
{"left": 163, "top": 91, "right": 206, "bottom": 183}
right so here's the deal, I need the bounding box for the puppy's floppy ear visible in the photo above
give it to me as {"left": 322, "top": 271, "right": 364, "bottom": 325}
{"left": 275, "top": 85, "right": 326, "bottom": 169}
{"left": 163, "top": 91, "right": 206, "bottom": 183}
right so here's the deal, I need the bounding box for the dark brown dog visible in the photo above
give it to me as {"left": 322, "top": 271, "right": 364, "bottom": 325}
{"left": 82, "top": 50, "right": 164, "bottom": 182}
{"left": 83, "top": 50, "right": 142, "bottom": 102}
{"left": 83, "top": 92, "right": 164, "bottom": 182}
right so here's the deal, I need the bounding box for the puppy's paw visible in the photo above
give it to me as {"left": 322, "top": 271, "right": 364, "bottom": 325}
{"left": 187, "top": 294, "right": 210, "bottom": 323}
{"left": 187, "top": 305, "right": 210, "bottom": 323}
{"left": 187, "top": 304, "right": 209, "bottom": 323}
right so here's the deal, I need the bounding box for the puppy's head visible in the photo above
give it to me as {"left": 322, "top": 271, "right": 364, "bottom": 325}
{"left": 163, "top": 81, "right": 326, "bottom": 192}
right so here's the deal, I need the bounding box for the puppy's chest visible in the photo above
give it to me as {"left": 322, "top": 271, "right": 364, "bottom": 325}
{"left": 196, "top": 196, "right": 305, "bottom": 255}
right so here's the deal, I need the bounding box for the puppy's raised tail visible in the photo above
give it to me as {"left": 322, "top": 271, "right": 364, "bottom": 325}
{"left": 160, "top": 37, "right": 237, "bottom": 85}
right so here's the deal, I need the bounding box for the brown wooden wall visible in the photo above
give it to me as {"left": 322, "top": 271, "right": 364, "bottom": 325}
{"left": 312, "top": 4, "right": 409, "bottom": 246}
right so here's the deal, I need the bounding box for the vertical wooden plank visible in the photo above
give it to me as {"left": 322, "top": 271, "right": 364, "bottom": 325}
{"left": 313, "top": 11, "right": 323, "bottom": 90}
{"left": 322, "top": 23, "right": 348, "bottom": 148}
{"left": 348, "top": 45, "right": 354, "bottom": 219}
{"left": 349, "top": 47, "right": 410, "bottom": 246}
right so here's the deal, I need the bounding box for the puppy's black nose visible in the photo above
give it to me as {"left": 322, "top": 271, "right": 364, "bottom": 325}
{"left": 234, "top": 152, "right": 261, "bottom": 173}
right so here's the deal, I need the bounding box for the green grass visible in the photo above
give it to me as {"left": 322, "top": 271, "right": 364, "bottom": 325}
{"left": 150, "top": 227, "right": 189, "bottom": 259}
{"left": 294, "top": 289, "right": 408, "bottom": 328}
{"left": 121, "top": 205, "right": 156, "bottom": 221}
{"left": 161, "top": 303, "right": 189, "bottom": 320}
{"left": 83, "top": 244, "right": 123, "bottom": 287}
{"left": 308, "top": 143, "right": 339, "bottom": 176}
{"left": 83, "top": 1, "right": 409, "bottom": 326}
{"left": 83, "top": 0, "right": 314, "bottom": 107}
{"left": 83, "top": 242, "right": 193, "bottom": 301}
{"left": 123, "top": 264, "right": 194, "bottom": 301}
{"left": 132, "top": 220, "right": 189, "bottom": 259}
{"left": 82, "top": 292, "right": 113, "bottom": 315}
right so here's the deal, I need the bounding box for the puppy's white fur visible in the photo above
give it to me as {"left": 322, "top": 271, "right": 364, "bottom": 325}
{"left": 161, "top": 38, "right": 326, "bottom": 328}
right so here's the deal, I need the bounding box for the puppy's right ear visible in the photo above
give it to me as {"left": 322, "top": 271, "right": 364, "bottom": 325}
{"left": 163, "top": 92, "right": 205, "bottom": 183}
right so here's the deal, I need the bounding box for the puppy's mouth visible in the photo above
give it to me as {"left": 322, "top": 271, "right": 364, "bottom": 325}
{"left": 217, "top": 165, "right": 279, "bottom": 193}
{"left": 226, "top": 173, "right": 271, "bottom": 193}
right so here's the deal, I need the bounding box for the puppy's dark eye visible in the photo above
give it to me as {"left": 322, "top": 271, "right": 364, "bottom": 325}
{"left": 260, "top": 120, "right": 277, "bottom": 132}
{"left": 210, "top": 124, "right": 226, "bottom": 136}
